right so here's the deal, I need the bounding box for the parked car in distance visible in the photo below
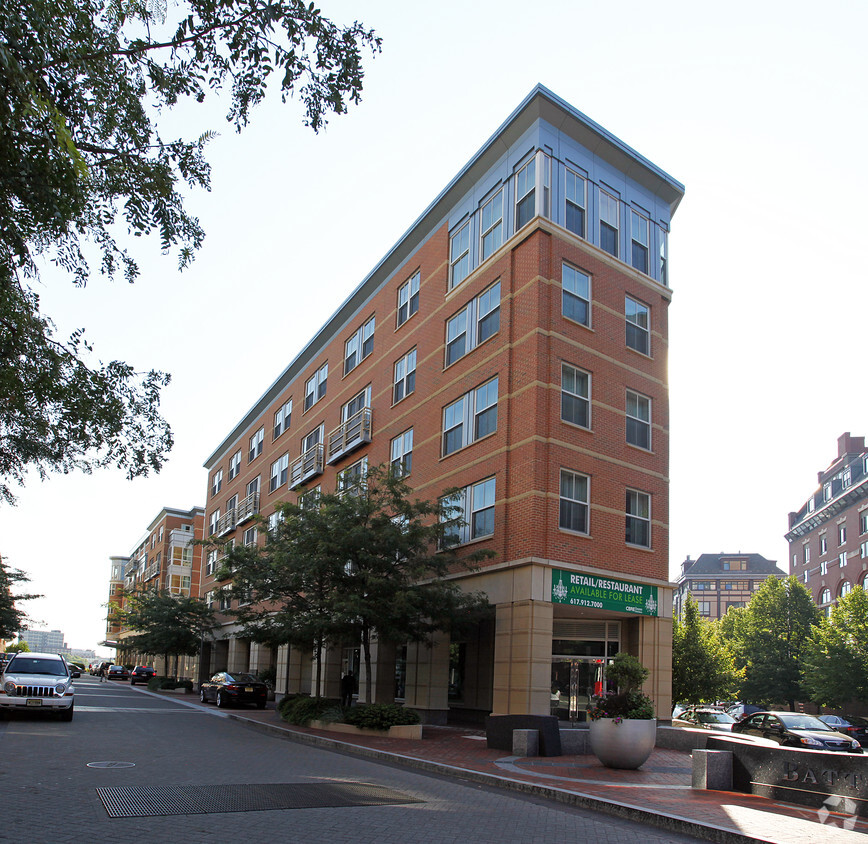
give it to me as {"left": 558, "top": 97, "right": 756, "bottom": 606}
{"left": 0, "top": 652, "right": 75, "bottom": 720}
{"left": 732, "top": 711, "right": 862, "bottom": 752}
{"left": 107, "top": 665, "right": 130, "bottom": 681}
{"left": 672, "top": 703, "right": 689, "bottom": 720}
{"left": 727, "top": 703, "right": 765, "bottom": 721}
{"left": 199, "top": 671, "right": 268, "bottom": 709}
{"left": 818, "top": 714, "right": 868, "bottom": 743}
{"left": 676, "top": 707, "right": 737, "bottom": 731}
{"left": 129, "top": 666, "right": 156, "bottom": 685}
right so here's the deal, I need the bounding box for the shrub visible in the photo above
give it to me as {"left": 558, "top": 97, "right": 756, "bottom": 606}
{"left": 177, "top": 679, "right": 193, "bottom": 691}
{"left": 256, "top": 666, "right": 277, "bottom": 689}
{"left": 587, "top": 652, "right": 655, "bottom": 723}
{"left": 279, "top": 695, "right": 341, "bottom": 726}
{"left": 342, "top": 703, "right": 420, "bottom": 731}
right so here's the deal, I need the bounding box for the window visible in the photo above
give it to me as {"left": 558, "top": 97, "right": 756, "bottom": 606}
{"left": 228, "top": 450, "right": 242, "bottom": 481}
{"left": 226, "top": 494, "right": 237, "bottom": 515}
{"left": 691, "top": 581, "right": 712, "bottom": 590}
{"left": 625, "top": 296, "right": 650, "bottom": 355}
{"left": 208, "top": 509, "right": 220, "bottom": 537}
{"left": 273, "top": 399, "right": 292, "bottom": 439}
{"left": 480, "top": 188, "right": 503, "bottom": 261}
{"left": 726, "top": 602, "right": 745, "bottom": 612}
{"left": 561, "top": 363, "right": 590, "bottom": 429}
{"left": 442, "top": 377, "right": 498, "bottom": 456}
{"left": 839, "top": 524, "right": 847, "bottom": 545}
{"left": 449, "top": 222, "right": 470, "bottom": 289}
{"left": 515, "top": 157, "right": 537, "bottom": 230}
{"left": 696, "top": 602, "right": 711, "bottom": 616}
{"left": 337, "top": 456, "right": 368, "bottom": 496}
{"left": 842, "top": 468, "right": 852, "bottom": 488}
{"left": 630, "top": 210, "right": 649, "bottom": 273}
{"left": 565, "top": 168, "right": 586, "bottom": 237}
{"left": 821, "top": 561, "right": 829, "bottom": 575}
{"left": 243, "top": 526, "right": 257, "bottom": 547}
{"left": 625, "top": 489, "right": 650, "bottom": 548}
{"left": 445, "top": 281, "right": 501, "bottom": 366}
{"left": 626, "top": 390, "right": 651, "bottom": 450}
{"left": 659, "top": 228, "right": 668, "bottom": 285}
{"left": 599, "top": 189, "right": 619, "bottom": 256}
{"left": 270, "top": 453, "right": 289, "bottom": 492}
{"left": 442, "top": 477, "right": 496, "bottom": 545}
{"left": 562, "top": 263, "right": 590, "bottom": 326}
{"left": 342, "top": 385, "right": 371, "bottom": 424}
{"left": 393, "top": 348, "right": 416, "bottom": 404}
{"left": 820, "top": 535, "right": 828, "bottom": 553}
{"left": 390, "top": 428, "right": 413, "bottom": 477}
{"left": 219, "top": 590, "right": 231, "bottom": 611}
{"left": 304, "top": 363, "right": 328, "bottom": 411}
{"left": 861, "top": 514, "right": 868, "bottom": 534}
{"left": 344, "top": 316, "right": 375, "bottom": 375}
{"left": 839, "top": 552, "right": 847, "bottom": 568}
{"left": 803, "top": 545, "right": 811, "bottom": 564}
{"left": 722, "top": 581, "right": 749, "bottom": 590}
{"left": 205, "top": 549, "right": 218, "bottom": 577}
{"left": 267, "top": 511, "right": 284, "bottom": 533}
{"left": 246, "top": 476, "right": 260, "bottom": 498}
{"left": 397, "top": 271, "right": 420, "bottom": 327}
{"left": 823, "top": 483, "right": 832, "bottom": 502}
{"left": 841, "top": 581, "right": 852, "bottom": 598}
{"left": 248, "top": 428, "right": 264, "bottom": 462}
{"left": 821, "top": 588, "right": 831, "bottom": 604}
{"left": 862, "top": 541, "right": 868, "bottom": 559}
{"left": 302, "top": 424, "right": 323, "bottom": 454}
{"left": 559, "top": 469, "right": 589, "bottom": 534}
{"left": 298, "top": 486, "right": 320, "bottom": 510}
{"left": 722, "top": 559, "right": 746, "bottom": 571}
{"left": 211, "top": 469, "right": 223, "bottom": 497}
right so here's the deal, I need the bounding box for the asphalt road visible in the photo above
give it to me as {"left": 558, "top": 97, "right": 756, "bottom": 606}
{"left": 0, "top": 676, "right": 703, "bottom": 843}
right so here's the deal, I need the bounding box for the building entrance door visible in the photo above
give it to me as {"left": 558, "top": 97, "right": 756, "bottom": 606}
{"left": 550, "top": 658, "right": 605, "bottom": 722}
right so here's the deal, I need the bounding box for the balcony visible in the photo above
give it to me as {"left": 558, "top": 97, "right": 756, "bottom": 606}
{"left": 290, "top": 443, "right": 324, "bottom": 489}
{"left": 327, "top": 407, "right": 373, "bottom": 465}
{"left": 144, "top": 564, "right": 160, "bottom": 582}
{"left": 236, "top": 492, "right": 260, "bottom": 525}
{"left": 216, "top": 508, "right": 236, "bottom": 536}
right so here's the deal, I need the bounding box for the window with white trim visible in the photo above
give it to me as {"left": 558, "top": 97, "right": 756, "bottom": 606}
{"left": 226, "top": 494, "right": 237, "bottom": 514}
{"left": 821, "top": 588, "right": 831, "bottom": 604}
{"left": 302, "top": 424, "right": 323, "bottom": 455}
{"left": 840, "top": 551, "right": 848, "bottom": 568}
{"left": 442, "top": 377, "right": 498, "bottom": 456}
{"left": 861, "top": 513, "right": 868, "bottom": 534}
{"left": 630, "top": 210, "right": 649, "bottom": 274}
{"left": 442, "top": 477, "right": 496, "bottom": 545}
{"left": 839, "top": 524, "right": 847, "bottom": 545}
{"left": 205, "top": 549, "right": 218, "bottom": 577}
{"left": 823, "top": 483, "right": 832, "bottom": 502}
{"left": 274, "top": 399, "right": 292, "bottom": 440}
{"left": 820, "top": 535, "right": 828, "bottom": 553}
{"left": 841, "top": 581, "right": 852, "bottom": 597}
{"left": 480, "top": 188, "right": 503, "bottom": 261}
{"left": 696, "top": 602, "right": 711, "bottom": 616}
{"left": 270, "top": 453, "right": 289, "bottom": 493}
{"left": 211, "top": 469, "right": 223, "bottom": 497}
{"left": 397, "top": 271, "right": 420, "bottom": 327}
{"left": 304, "top": 363, "right": 328, "bottom": 411}
{"left": 393, "top": 348, "right": 416, "bottom": 404}
{"left": 267, "top": 510, "right": 284, "bottom": 533}
{"left": 562, "top": 263, "right": 590, "bottom": 326}
{"left": 229, "top": 450, "right": 241, "bottom": 480}
{"left": 659, "top": 228, "right": 668, "bottom": 285}
{"left": 298, "top": 485, "right": 320, "bottom": 510}
{"left": 626, "top": 390, "right": 651, "bottom": 450}
{"left": 449, "top": 221, "right": 470, "bottom": 289}
{"left": 625, "top": 296, "right": 650, "bottom": 355}
{"left": 445, "top": 281, "right": 500, "bottom": 366}
{"left": 514, "top": 152, "right": 550, "bottom": 231}
{"left": 390, "top": 428, "right": 413, "bottom": 477}
{"left": 599, "top": 189, "right": 619, "bottom": 256}
{"left": 249, "top": 427, "right": 264, "bottom": 462}
{"left": 342, "top": 385, "right": 370, "bottom": 423}
{"left": 344, "top": 316, "right": 375, "bottom": 375}
{"left": 559, "top": 469, "right": 589, "bottom": 534}
{"left": 247, "top": 475, "right": 260, "bottom": 497}
{"left": 821, "top": 560, "right": 829, "bottom": 575}
{"left": 626, "top": 489, "right": 651, "bottom": 548}
{"left": 803, "top": 545, "right": 810, "bottom": 564}
{"left": 561, "top": 363, "right": 590, "bottom": 429}
{"left": 565, "top": 168, "right": 586, "bottom": 238}
{"left": 337, "top": 456, "right": 368, "bottom": 496}
{"left": 208, "top": 509, "right": 220, "bottom": 537}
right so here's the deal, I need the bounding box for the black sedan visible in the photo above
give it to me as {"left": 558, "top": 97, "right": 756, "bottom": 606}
{"left": 818, "top": 714, "right": 868, "bottom": 744}
{"left": 107, "top": 665, "right": 130, "bottom": 681}
{"left": 199, "top": 672, "right": 268, "bottom": 709}
{"left": 129, "top": 666, "right": 156, "bottom": 685}
{"left": 732, "top": 711, "right": 862, "bottom": 752}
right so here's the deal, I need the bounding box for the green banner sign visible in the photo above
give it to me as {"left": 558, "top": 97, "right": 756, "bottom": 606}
{"left": 551, "top": 569, "right": 658, "bottom": 616}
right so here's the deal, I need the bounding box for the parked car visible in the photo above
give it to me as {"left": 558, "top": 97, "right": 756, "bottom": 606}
{"left": 129, "top": 666, "right": 156, "bottom": 686}
{"left": 0, "top": 652, "right": 75, "bottom": 720}
{"left": 676, "top": 707, "right": 737, "bottom": 731}
{"left": 731, "top": 711, "right": 862, "bottom": 752}
{"left": 726, "top": 703, "right": 765, "bottom": 721}
{"left": 107, "top": 665, "right": 130, "bottom": 681}
{"left": 818, "top": 714, "right": 868, "bottom": 744}
{"left": 671, "top": 703, "right": 689, "bottom": 720}
{"left": 199, "top": 671, "right": 268, "bottom": 709}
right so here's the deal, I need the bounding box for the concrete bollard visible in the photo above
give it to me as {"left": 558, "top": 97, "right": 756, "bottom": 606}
{"left": 692, "top": 749, "right": 733, "bottom": 790}
{"left": 512, "top": 728, "right": 540, "bottom": 757}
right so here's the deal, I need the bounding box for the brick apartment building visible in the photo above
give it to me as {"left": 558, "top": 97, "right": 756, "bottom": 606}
{"left": 787, "top": 432, "right": 868, "bottom": 616}
{"left": 106, "top": 506, "right": 204, "bottom": 675}
{"left": 673, "top": 553, "right": 785, "bottom": 621}
{"left": 198, "top": 85, "right": 684, "bottom": 723}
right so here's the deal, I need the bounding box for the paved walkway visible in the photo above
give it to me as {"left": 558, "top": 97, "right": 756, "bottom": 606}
{"left": 154, "top": 692, "right": 868, "bottom": 844}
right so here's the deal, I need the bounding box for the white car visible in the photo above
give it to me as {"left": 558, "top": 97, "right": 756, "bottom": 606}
{"left": 0, "top": 652, "right": 75, "bottom": 720}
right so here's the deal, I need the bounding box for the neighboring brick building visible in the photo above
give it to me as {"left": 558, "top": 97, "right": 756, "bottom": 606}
{"left": 108, "top": 506, "right": 204, "bottom": 675}
{"left": 786, "top": 432, "right": 868, "bottom": 616}
{"left": 673, "top": 554, "right": 785, "bottom": 620}
{"left": 200, "top": 85, "right": 684, "bottom": 723}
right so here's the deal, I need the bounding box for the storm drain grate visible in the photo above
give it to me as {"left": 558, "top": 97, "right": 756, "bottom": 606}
{"left": 96, "top": 782, "right": 423, "bottom": 818}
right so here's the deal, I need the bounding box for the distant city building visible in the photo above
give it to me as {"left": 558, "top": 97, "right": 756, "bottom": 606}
{"left": 786, "top": 432, "right": 868, "bottom": 617}
{"left": 19, "top": 629, "right": 66, "bottom": 652}
{"left": 674, "top": 553, "right": 785, "bottom": 620}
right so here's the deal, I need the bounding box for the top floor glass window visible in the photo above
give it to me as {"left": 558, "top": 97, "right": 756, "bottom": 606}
{"left": 480, "top": 188, "right": 503, "bottom": 261}
{"left": 248, "top": 427, "right": 264, "bottom": 462}
{"left": 228, "top": 449, "right": 242, "bottom": 480}
{"left": 273, "top": 399, "right": 292, "bottom": 440}
{"left": 449, "top": 222, "right": 470, "bottom": 290}
{"left": 344, "top": 316, "right": 375, "bottom": 375}
{"left": 304, "top": 363, "right": 328, "bottom": 411}
{"left": 565, "top": 168, "right": 586, "bottom": 238}
{"left": 599, "top": 189, "right": 619, "bottom": 257}
{"left": 630, "top": 210, "right": 649, "bottom": 274}
{"left": 659, "top": 228, "right": 668, "bottom": 285}
{"left": 515, "top": 152, "right": 551, "bottom": 231}
{"left": 397, "top": 271, "right": 420, "bottom": 327}
{"left": 562, "top": 263, "right": 590, "bottom": 327}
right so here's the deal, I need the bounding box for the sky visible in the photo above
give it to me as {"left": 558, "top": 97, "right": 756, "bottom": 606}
{"left": 2, "top": 0, "right": 866, "bottom": 655}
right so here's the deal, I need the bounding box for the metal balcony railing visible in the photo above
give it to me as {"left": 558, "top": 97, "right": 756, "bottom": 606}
{"left": 327, "top": 407, "right": 372, "bottom": 465}
{"left": 236, "top": 491, "right": 260, "bottom": 525}
{"left": 290, "top": 443, "right": 324, "bottom": 489}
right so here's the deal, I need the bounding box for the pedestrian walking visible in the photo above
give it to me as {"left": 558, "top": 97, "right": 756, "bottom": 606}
{"left": 340, "top": 671, "right": 354, "bottom": 708}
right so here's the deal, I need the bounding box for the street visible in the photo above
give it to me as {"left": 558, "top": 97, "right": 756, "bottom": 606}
{"left": 0, "top": 676, "right": 704, "bottom": 843}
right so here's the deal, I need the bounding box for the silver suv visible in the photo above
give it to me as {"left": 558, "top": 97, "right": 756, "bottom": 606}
{"left": 0, "top": 652, "right": 75, "bottom": 720}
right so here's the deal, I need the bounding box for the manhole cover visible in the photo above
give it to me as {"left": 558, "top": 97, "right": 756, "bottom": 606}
{"left": 88, "top": 761, "right": 136, "bottom": 769}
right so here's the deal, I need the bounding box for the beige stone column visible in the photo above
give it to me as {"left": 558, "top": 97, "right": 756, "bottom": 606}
{"left": 492, "top": 600, "right": 553, "bottom": 716}
{"left": 227, "top": 636, "right": 250, "bottom": 674}
{"left": 404, "top": 633, "right": 450, "bottom": 724}
{"left": 635, "top": 614, "right": 673, "bottom": 720}
{"left": 358, "top": 639, "right": 397, "bottom": 704}
{"left": 315, "top": 645, "right": 342, "bottom": 700}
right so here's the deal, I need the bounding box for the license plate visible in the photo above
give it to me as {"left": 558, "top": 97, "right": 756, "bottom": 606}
{"left": 245, "top": 686, "right": 253, "bottom": 693}
{"left": 26, "top": 699, "right": 42, "bottom": 707}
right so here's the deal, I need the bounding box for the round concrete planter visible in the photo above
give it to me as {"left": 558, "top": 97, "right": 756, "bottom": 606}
{"left": 589, "top": 718, "right": 656, "bottom": 769}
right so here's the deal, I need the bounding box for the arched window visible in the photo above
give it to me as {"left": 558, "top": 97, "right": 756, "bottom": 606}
{"left": 862, "top": 572, "right": 868, "bottom": 591}
{"left": 840, "top": 581, "right": 852, "bottom": 598}
{"left": 821, "top": 588, "right": 831, "bottom": 604}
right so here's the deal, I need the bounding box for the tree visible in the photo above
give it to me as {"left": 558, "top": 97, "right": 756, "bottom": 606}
{"left": 672, "top": 594, "right": 740, "bottom": 704}
{"left": 215, "top": 466, "right": 492, "bottom": 702}
{"left": 115, "top": 589, "right": 215, "bottom": 678}
{"left": 0, "top": 556, "right": 39, "bottom": 639}
{"left": 722, "top": 576, "right": 820, "bottom": 708}
{"left": 804, "top": 586, "right": 868, "bottom": 707}
{"left": 0, "top": 0, "right": 380, "bottom": 502}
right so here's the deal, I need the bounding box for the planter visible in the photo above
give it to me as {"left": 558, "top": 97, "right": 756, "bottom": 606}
{"left": 308, "top": 719, "right": 423, "bottom": 740}
{"left": 589, "top": 718, "right": 656, "bottom": 769}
